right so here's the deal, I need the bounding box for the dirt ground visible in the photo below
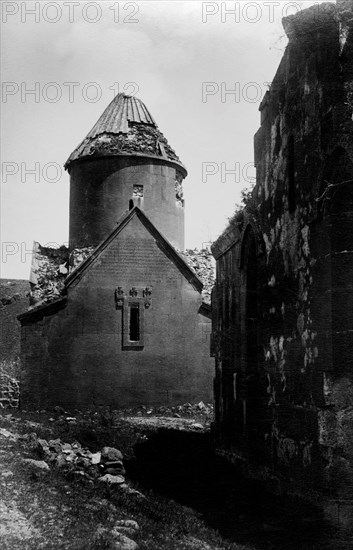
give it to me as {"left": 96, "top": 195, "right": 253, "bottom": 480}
{"left": 0, "top": 409, "right": 351, "bottom": 550}
{"left": 0, "top": 409, "right": 247, "bottom": 550}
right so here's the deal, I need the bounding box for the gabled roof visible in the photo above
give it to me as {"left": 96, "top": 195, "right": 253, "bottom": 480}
{"left": 65, "top": 94, "right": 186, "bottom": 171}
{"left": 65, "top": 207, "right": 203, "bottom": 293}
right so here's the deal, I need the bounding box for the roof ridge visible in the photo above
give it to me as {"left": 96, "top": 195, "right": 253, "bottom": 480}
{"left": 65, "top": 207, "right": 203, "bottom": 293}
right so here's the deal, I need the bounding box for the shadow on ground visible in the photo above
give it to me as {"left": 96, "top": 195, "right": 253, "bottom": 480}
{"left": 126, "top": 427, "right": 347, "bottom": 550}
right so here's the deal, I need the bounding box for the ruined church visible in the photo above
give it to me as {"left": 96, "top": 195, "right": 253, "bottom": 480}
{"left": 18, "top": 94, "right": 214, "bottom": 409}
{"left": 211, "top": 0, "right": 353, "bottom": 529}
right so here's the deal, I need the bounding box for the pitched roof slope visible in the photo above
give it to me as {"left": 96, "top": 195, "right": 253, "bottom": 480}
{"left": 18, "top": 208, "right": 204, "bottom": 321}
{"left": 65, "top": 207, "right": 203, "bottom": 292}
{"left": 65, "top": 94, "right": 185, "bottom": 170}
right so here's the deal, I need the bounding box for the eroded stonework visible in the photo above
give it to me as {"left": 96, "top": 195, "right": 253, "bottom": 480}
{"left": 18, "top": 94, "right": 214, "bottom": 411}
{"left": 212, "top": 0, "right": 353, "bottom": 530}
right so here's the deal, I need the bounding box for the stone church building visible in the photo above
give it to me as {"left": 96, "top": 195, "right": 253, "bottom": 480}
{"left": 18, "top": 94, "right": 214, "bottom": 409}
{"left": 211, "top": 1, "right": 353, "bottom": 529}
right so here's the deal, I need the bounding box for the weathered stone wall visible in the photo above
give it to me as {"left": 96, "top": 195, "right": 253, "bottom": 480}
{"left": 212, "top": 1, "right": 353, "bottom": 529}
{"left": 0, "top": 279, "right": 29, "bottom": 409}
{"left": 0, "top": 371, "right": 20, "bottom": 409}
{"left": 19, "top": 212, "right": 214, "bottom": 410}
{"left": 0, "top": 279, "right": 29, "bottom": 364}
{"left": 68, "top": 157, "right": 186, "bottom": 251}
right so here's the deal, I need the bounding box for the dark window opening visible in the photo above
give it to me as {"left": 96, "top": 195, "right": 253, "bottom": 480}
{"left": 133, "top": 185, "right": 144, "bottom": 198}
{"left": 129, "top": 199, "right": 134, "bottom": 210}
{"left": 129, "top": 303, "right": 140, "bottom": 341}
{"left": 122, "top": 298, "right": 145, "bottom": 349}
{"left": 288, "top": 135, "right": 296, "bottom": 213}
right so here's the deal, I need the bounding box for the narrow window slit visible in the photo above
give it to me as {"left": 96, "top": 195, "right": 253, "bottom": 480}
{"left": 129, "top": 303, "right": 140, "bottom": 342}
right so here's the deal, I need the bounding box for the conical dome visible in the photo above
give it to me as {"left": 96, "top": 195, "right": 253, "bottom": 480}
{"left": 65, "top": 93, "right": 184, "bottom": 170}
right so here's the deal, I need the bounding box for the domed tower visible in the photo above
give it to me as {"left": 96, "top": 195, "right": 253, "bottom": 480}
{"left": 65, "top": 93, "right": 187, "bottom": 251}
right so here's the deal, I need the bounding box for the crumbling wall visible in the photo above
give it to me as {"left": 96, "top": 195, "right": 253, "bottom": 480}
{"left": 28, "top": 243, "right": 95, "bottom": 309}
{"left": 212, "top": 1, "right": 353, "bottom": 530}
{"left": 19, "top": 213, "right": 214, "bottom": 410}
{"left": 179, "top": 249, "right": 215, "bottom": 304}
{"left": 67, "top": 122, "right": 180, "bottom": 166}
{"left": 29, "top": 242, "right": 68, "bottom": 308}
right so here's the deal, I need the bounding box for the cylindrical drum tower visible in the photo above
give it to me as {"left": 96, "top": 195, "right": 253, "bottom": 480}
{"left": 65, "top": 94, "right": 187, "bottom": 251}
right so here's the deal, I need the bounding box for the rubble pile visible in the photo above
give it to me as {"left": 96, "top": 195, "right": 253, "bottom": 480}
{"left": 179, "top": 249, "right": 216, "bottom": 304}
{"left": 95, "top": 520, "right": 140, "bottom": 550}
{"left": 98, "top": 446, "right": 126, "bottom": 485}
{"left": 71, "top": 123, "right": 180, "bottom": 164}
{"left": 125, "top": 401, "right": 214, "bottom": 420}
{"left": 28, "top": 244, "right": 96, "bottom": 310}
{"left": 23, "top": 432, "right": 127, "bottom": 485}
{"left": 27, "top": 242, "right": 215, "bottom": 310}
{"left": 29, "top": 243, "right": 69, "bottom": 309}
{"left": 69, "top": 247, "right": 95, "bottom": 271}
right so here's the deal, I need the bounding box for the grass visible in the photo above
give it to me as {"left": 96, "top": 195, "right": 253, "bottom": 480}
{"left": 0, "top": 408, "right": 252, "bottom": 550}
{"left": 1, "top": 408, "right": 350, "bottom": 550}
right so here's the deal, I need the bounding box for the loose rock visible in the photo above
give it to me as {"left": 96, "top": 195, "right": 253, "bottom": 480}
{"left": 101, "top": 447, "right": 124, "bottom": 462}
{"left": 91, "top": 452, "right": 101, "bottom": 464}
{"left": 119, "top": 485, "right": 146, "bottom": 500}
{"left": 22, "top": 458, "right": 50, "bottom": 472}
{"left": 113, "top": 519, "right": 139, "bottom": 537}
{"left": 0, "top": 428, "right": 17, "bottom": 440}
{"left": 98, "top": 474, "right": 125, "bottom": 485}
{"left": 111, "top": 532, "right": 139, "bottom": 550}
{"left": 1, "top": 471, "right": 14, "bottom": 478}
{"left": 100, "top": 446, "right": 125, "bottom": 477}
{"left": 191, "top": 423, "right": 204, "bottom": 430}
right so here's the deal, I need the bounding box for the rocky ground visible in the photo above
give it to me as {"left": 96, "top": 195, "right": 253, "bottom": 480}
{"left": 0, "top": 404, "right": 248, "bottom": 550}
{"left": 0, "top": 406, "right": 350, "bottom": 550}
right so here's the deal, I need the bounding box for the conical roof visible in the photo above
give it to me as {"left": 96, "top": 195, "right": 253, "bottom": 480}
{"left": 81, "top": 93, "right": 156, "bottom": 137}
{"left": 65, "top": 93, "right": 185, "bottom": 171}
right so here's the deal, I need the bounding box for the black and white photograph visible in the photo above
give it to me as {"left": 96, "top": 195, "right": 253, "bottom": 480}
{"left": 1, "top": 1, "right": 353, "bottom": 548}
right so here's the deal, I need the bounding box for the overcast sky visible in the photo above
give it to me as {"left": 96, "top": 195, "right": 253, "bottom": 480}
{"left": 1, "top": 0, "right": 333, "bottom": 279}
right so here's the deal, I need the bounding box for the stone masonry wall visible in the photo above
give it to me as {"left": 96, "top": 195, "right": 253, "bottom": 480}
{"left": 212, "top": 1, "right": 353, "bottom": 530}
{"left": 20, "top": 212, "right": 214, "bottom": 410}
{"left": 0, "top": 279, "right": 29, "bottom": 364}
{"left": 0, "top": 371, "right": 20, "bottom": 409}
{"left": 0, "top": 279, "right": 29, "bottom": 409}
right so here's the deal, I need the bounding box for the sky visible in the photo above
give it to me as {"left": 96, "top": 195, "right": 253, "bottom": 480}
{"left": 1, "top": 0, "right": 334, "bottom": 279}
